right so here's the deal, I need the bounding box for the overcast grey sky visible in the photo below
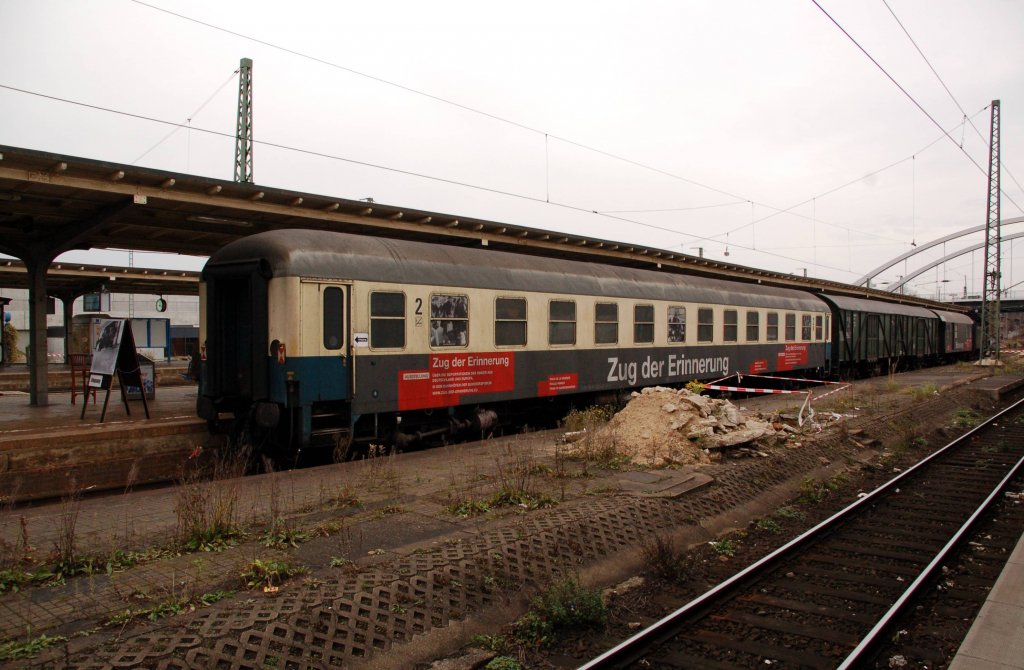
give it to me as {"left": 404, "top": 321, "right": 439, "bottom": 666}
{"left": 2, "top": 0, "right": 1023, "bottom": 297}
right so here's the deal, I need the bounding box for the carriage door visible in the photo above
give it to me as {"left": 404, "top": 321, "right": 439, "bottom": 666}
{"left": 301, "top": 281, "right": 352, "bottom": 400}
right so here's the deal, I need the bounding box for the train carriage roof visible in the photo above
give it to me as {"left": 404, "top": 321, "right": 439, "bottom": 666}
{"left": 931, "top": 309, "right": 974, "bottom": 325}
{"left": 817, "top": 293, "right": 936, "bottom": 318}
{"left": 205, "top": 229, "right": 829, "bottom": 311}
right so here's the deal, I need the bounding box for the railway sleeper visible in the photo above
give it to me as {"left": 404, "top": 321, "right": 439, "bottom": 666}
{"left": 739, "top": 592, "right": 866, "bottom": 623}
{"left": 713, "top": 610, "right": 862, "bottom": 645}
{"left": 685, "top": 628, "right": 838, "bottom": 668}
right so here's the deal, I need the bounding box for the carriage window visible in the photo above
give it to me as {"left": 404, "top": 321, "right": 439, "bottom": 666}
{"left": 815, "top": 315, "right": 824, "bottom": 340}
{"left": 767, "top": 312, "right": 779, "bottom": 341}
{"left": 723, "top": 309, "right": 738, "bottom": 342}
{"left": 668, "top": 306, "right": 686, "bottom": 343}
{"left": 430, "top": 294, "right": 468, "bottom": 347}
{"left": 323, "top": 287, "right": 344, "bottom": 350}
{"left": 595, "top": 302, "right": 618, "bottom": 344}
{"left": 370, "top": 291, "right": 405, "bottom": 349}
{"left": 495, "top": 297, "right": 527, "bottom": 346}
{"left": 746, "top": 311, "right": 760, "bottom": 341}
{"left": 785, "top": 313, "right": 796, "bottom": 341}
{"left": 634, "top": 304, "right": 654, "bottom": 343}
{"left": 549, "top": 300, "right": 576, "bottom": 345}
{"left": 802, "top": 314, "right": 812, "bottom": 340}
{"left": 698, "top": 308, "right": 714, "bottom": 342}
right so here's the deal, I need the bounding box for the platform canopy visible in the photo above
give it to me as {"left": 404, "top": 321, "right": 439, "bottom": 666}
{"left": 0, "top": 145, "right": 962, "bottom": 405}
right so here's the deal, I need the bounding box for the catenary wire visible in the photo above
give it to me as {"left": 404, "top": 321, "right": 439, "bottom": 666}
{"left": 0, "top": 82, "right": 863, "bottom": 278}
{"left": 881, "top": 0, "right": 1024, "bottom": 211}
{"left": 130, "top": 69, "right": 239, "bottom": 165}
{"left": 128, "top": 0, "right": 912, "bottom": 248}
{"left": 811, "top": 0, "right": 1023, "bottom": 214}
{"left": 707, "top": 109, "right": 982, "bottom": 243}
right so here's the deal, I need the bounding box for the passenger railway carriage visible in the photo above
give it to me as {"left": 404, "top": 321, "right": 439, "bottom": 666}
{"left": 197, "top": 229, "right": 835, "bottom": 457}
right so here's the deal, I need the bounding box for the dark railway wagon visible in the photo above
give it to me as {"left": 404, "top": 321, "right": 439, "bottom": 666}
{"left": 933, "top": 309, "right": 975, "bottom": 357}
{"left": 817, "top": 294, "right": 941, "bottom": 375}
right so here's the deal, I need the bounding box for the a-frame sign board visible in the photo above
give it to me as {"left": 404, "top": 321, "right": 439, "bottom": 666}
{"left": 81, "top": 319, "right": 151, "bottom": 422}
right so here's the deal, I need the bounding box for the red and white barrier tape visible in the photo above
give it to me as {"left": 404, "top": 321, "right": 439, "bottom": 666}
{"left": 700, "top": 373, "right": 853, "bottom": 427}
{"left": 703, "top": 384, "right": 809, "bottom": 395}
{"left": 734, "top": 373, "right": 848, "bottom": 386}
{"left": 812, "top": 383, "right": 853, "bottom": 401}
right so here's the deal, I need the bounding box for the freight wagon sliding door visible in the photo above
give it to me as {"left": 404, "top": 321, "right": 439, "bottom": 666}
{"left": 300, "top": 281, "right": 352, "bottom": 401}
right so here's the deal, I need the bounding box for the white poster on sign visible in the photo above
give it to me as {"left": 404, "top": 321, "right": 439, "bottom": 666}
{"left": 90, "top": 319, "right": 123, "bottom": 376}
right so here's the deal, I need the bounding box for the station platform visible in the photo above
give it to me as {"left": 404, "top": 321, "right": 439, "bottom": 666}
{"left": 950, "top": 533, "right": 1024, "bottom": 669}
{"left": 0, "top": 361, "right": 206, "bottom": 501}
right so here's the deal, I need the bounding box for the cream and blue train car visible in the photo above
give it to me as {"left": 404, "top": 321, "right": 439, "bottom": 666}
{"left": 197, "top": 229, "right": 831, "bottom": 458}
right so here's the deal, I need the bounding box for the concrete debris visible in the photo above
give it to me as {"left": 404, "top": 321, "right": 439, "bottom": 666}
{"left": 603, "top": 575, "right": 646, "bottom": 601}
{"left": 576, "top": 387, "right": 789, "bottom": 468}
{"left": 560, "top": 429, "right": 588, "bottom": 444}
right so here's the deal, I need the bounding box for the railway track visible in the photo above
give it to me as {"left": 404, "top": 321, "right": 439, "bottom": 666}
{"left": 580, "top": 396, "right": 1024, "bottom": 669}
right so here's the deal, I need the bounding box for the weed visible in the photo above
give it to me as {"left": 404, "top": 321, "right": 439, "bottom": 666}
{"left": 331, "top": 484, "right": 361, "bottom": 509}
{"left": 953, "top": 408, "right": 980, "bottom": 428}
{"left": 174, "top": 461, "right": 242, "bottom": 552}
{"left": 377, "top": 504, "right": 403, "bottom": 517}
{"left": 53, "top": 487, "right": 82, "bottom": 576}
{"left": 259, "top": 519, "right": 309, "bottom": 549}
{"left": 488, "top": 489, "right": 556, "bottom": 511}
{"left": 755, "top": 518, "right": 783, "bottom": 534}
{"left": 562, "top": 405, "right": 615, "bottom": 432}
{"left": 361, "top": 444, "right": 401, "bottom": 494}
{"left": 0, "top": 633, "right": 67, "bottom": 661}
{"left": 709, "top": 539, "right": 736, "bottom": 557}
{"left": 514, "top": 578, "right": 605, "bottom": 647}
{"left": 198, "top": 590, "right": 233, "bottom": 605}
{"left": 106, "top": 584, "right": 231, "bottom": 627}
{"left": 641, "top": 533, "right": 691, "bottom": 583}
{"left": 240, "top": 558, "right": 308, "bottom": 590}
{"left": 905, "top": 383, "right": 939, "bottom": 400}
{"left": 494, "top": 442, "right": 540, "bottom": 508}
{"left": 685, "top": 380, "right": 707, "bottom": 395}
{"left": 485, "top": 657, "right": 523, "bottom": 670}
{"left": 328, "top": 556, "right": 351, "bottom": 568}
{"left": 472, "top": 633, "right": 509, "bottom": 653}
{"left": 447, "top": 499, "right": 491, "bottom": 518}
{"left": 104, "top": 547, "right": 174, "bottom": 574}
{"left": 797, "top": 473, "right": 847, "bottom": 505}
{"left": 0, "top": 568, "right": 28, "bottom": 593}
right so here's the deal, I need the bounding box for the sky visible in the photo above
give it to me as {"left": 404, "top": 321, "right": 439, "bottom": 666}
{"left": 2, "top": 0, "right": 1024, "bottom": 300}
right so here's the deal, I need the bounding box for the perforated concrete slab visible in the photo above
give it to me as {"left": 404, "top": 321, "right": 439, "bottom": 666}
{"left": 613, "top": 469, "right": 714, "bottom": 497}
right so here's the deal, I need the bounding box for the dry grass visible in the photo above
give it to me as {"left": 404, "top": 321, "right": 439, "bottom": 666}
{"left": 52, "top": 487, "right": 82, "bottom": 575}
{"left": 173, "top": 452, "right": 242, "bottom": 551}
{"left": 0, "top": 479, "right": 27, "bottom": 570}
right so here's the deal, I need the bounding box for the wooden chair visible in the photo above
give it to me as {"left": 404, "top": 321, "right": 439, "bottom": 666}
{"left": 68, "top": 353, "right": 96, "bottom": 405}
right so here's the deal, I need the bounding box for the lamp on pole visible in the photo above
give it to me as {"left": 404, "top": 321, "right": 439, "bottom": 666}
{"left": 914, "top": 279, "right": 951, "bottom": 300}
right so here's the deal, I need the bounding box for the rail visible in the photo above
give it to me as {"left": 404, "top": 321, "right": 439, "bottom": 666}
{"left": 579, "top": 395, "right": 1024, "bottom": 669}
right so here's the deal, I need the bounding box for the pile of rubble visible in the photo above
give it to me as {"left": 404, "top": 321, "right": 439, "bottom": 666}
{"left": 583, "top": 386, "right": 785, "bottom": 468}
